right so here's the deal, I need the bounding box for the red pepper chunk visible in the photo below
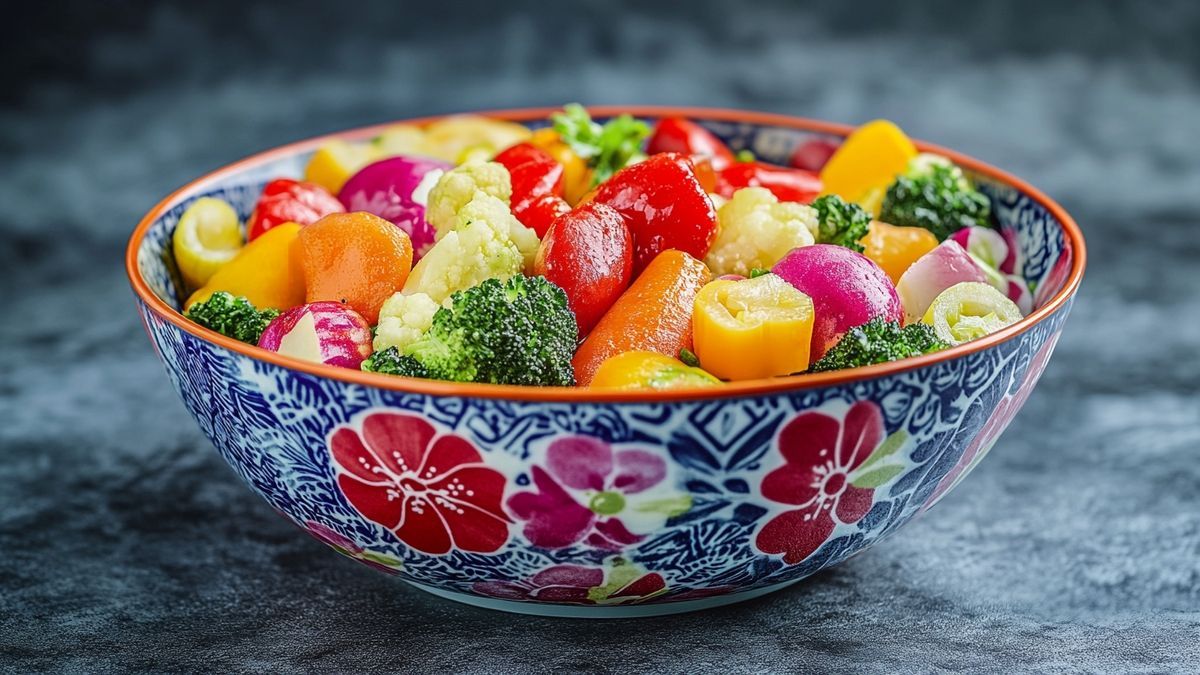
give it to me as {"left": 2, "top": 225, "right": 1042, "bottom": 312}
{"left": 247, "top": 179, "right": 345, "bottom": 241}
{"left": 715, "top": 162, "right": 823, "bottom": 204}
{"left": 519, "top": 193, "right": 571, "bottom": 238}
{"left": 647, "top": 117, "right": 736, "bottom": 171}
{"left": 493, "top": 143, "right": 565, "bottom": 235}
{"left": 592, "top": 153, "right": 718, "bottom": 272}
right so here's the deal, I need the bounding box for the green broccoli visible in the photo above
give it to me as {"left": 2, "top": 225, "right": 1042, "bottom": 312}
{"left": 808, "top": 318, "right": 949, "bottom": 373}
{"left": 811, "top": 194, "right": 871, "bottom": 253}
{"left": 184, "top": 292, "right": 279, "bottom": 345}
{"left": 363, "top": 275, "right": 578, "bottom": 386}
{"left": 552, "top": 104, "right": 650, "bottom": 187}
{"left": 879, "top": 154, "right": 991, "bottom": 241}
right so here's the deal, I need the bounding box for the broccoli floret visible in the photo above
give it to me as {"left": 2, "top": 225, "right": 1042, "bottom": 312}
{"left": 377, "top": 275, "right": 577, "bottom": 386}
{"left": 808, "top": 318, "right": 949, "bottom": 373}
{"left": 552, "top": 104, "right": 650, "bottom": 187}
{"left": 184, "top": 292, "right": 279, "bottom": 344}
{"left": 879, "top": 154, "right": 991, "bottom": 241}
{"left": 811, "top": 194, "right": 871, "bottom": 253}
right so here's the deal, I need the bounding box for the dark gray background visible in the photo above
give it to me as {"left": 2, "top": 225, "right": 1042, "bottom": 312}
{"left": 3, "top": 1, "right": 1198, "bottom": 672}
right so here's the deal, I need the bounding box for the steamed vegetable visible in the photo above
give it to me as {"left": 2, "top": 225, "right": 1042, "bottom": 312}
{"left": 373, "top": 292, "right": 441, "bottom": 354}
{"left": 808, "top": 318, "right": 948, "bottom": 373}
{"left": 895, "top": 239, "right": 988, "bottom": 322}
{"left": 879, "top": 154, "right": 991, "bottom": 241}
{"left": 337, "top": 155, "right": 451, "bottom": 258}
{"left": 493, "top": 143, "right": 566, "bottom": 236}
{"left": 258, "top": 302, "right": 373, "bottom": 369}
{"left": 186, "top": 222, "right": 305, "bottom": 311}
{"left": 819, "top": 120, "right": 917, "bottom": 211}
{"left": 692, "top": 274, "right": 816, "bottom": 379}
{"left": 646, "top": 117, "right": 736, "bottom": 170}
{"left": 922, "top": 282, "right": 1023, "bottom": 346}
{"left": 949, "top": 226, "right": 1033, "bottom": 314}
{"left": 424, "top": 161, "right": 512, "bottom": 238}
{"left": 703, "top": 187, "right": 817, "bottom": 277}
{"left": 530, "top": 127, "right": 592, "bottom": 205}
{"left": 304, "top": 140, "right": 380, "bottom": 194}
{"left": 771, "top": 244, "right": 903, "bottom": 361}
{"left": 593, "top": 152, "right": 718, "bottom": 272}
{"left": 185, "top": 291, "right": 280, "bottom": 344}
{"left": 590, "top": 351, "right": 722, "bottom": 390}
{"left": 363, "top": 275, "right": 577, "bottom": 386}
{"left": 859, "top": 220, "right": 939, "bottom": 284}
{"left": 789, "top": 137, "right": 840, "bottom": 172}
{"left": 811, "top": 194, "right": 872, "bottom": 253}
{"left": 172, "top": 197, "right": 243, "bottom": 290}
{"left": 297, "top": 212, "right": 414, "bottom": 325}
{"left": 552, "top": 104, "right": 650, "bottom": 187}
{"left": 715, "top": 162, "right": 822, "bottom": 204}
{"left": 247, "top": 179, "right": 345, "bottom": 242}
{"left": 421, "top": 115, "right": 532, "bottom": 163}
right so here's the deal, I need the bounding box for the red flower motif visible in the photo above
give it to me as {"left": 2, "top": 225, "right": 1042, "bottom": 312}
{"left": 473, "top": 561, "right": 667, "bottom": 605}
{"left": 924, "top": 332, "right": 1060, "bottom": 509}
{"left": 755, "top": 401, "right": 885, "bottom": 564}
{"left": 329, "top": 412, "right": 510, "bottom": 555}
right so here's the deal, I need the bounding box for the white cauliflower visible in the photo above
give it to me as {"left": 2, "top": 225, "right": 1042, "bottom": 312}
{"left": 426, "top": 161, "right": 512, "bottom": 237}
{"left": 455, "top": 193, "right": 540, "bottom": 269}
{"left": 402, "top": 194, "right": 525, "bottom": 303}
{"left": 373, "top": 292, "right": 441, "bottom": 353}
{"left": 704, "top": 187, "right": 818, "bottom": 276}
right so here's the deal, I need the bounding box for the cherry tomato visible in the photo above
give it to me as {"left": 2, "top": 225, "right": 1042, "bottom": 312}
{"left": 646, "top": 118, "right": 736, "bottom": 171}
{"left": 789, "top": 138, "right": 841, "bottom": 172}
{"left": 493, "top": 142, "right": 565, "bottom": 233}
{"left": 520, "top": 193, "right": 571, "bottom": 238}
{"left": 247, "top": 179, "right": 345, "bottom": 241}
{"left": 592, "top": 153, "right": 718, "bottom": 272}
{"left": 533, "top": 202, "right": 633, "bottom": 337}
{"left": 715, "top": 162, "right": 822, "bottom": 204}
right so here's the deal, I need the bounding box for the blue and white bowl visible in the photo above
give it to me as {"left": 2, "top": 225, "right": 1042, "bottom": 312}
{"left": 126, "top": 107, "right": 1085, "bottom": 617}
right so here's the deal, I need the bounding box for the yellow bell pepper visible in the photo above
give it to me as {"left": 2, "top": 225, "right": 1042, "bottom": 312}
{"left": 820, "top": 120, "right": 917, "bottom": 215}
{"left": 692, "top": 274, "right": 815, "bottom": 380}
{"left": 590, "top": 351, "right": 722, "bottom": 390}
{"left": 531, "top": 128, "right": 592, "bottom": 205}
{"left": 171, "top": 197, "right": 244, "bottom": 290}
{"left": 304, "top": 140, "right": 380, "bottom": 194}
{"left": 185, "top": 222, "right": 305, "bottom": 311}
{"left": 860, "top": 220, "right": 939, "bottom": 284}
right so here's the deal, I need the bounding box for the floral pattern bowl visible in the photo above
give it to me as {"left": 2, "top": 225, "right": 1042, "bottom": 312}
{"left": 125, "top": 107, "right": 1086, "bottom": 617}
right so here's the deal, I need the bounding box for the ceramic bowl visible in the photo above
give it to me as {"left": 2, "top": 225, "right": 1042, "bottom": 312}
{"left": 126, "top": 107, "right": 1085, "bottom": 618}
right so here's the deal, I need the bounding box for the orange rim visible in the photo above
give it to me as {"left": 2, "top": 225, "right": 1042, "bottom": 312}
{"left": 125, "top": 106, "right": 1087, "bottom": 403}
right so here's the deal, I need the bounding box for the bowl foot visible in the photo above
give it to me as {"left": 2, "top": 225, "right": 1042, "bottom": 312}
{"left": 404, "top": 579, "right": 801, "bottom": 618}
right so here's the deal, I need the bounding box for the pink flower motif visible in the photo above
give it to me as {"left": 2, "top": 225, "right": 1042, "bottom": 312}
{"left": 755, "top": 401, "right": 886, "bottom": 565}
{"left": 508, "top": 437, "right": 685, "bottom": 551}
{"left": 304, "top": 521, "right": 404, "bottom": 574}
{"left": 1034, "top": 243, "right": 1073, "bottom": 308}
{"left": 473, "top": 561, "right": 667, "bottom": 605}
{"left": 924, "top": 332, "right": 1060, "bottom": 509}
{"left": 328, "top": 412, "right": 510, "bottom": 556}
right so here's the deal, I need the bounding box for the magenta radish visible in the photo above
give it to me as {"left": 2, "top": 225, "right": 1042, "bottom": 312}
{"left": 772, "top": 243, "right": 902, "bottom": 360}
{"left": 338, "top": 155, "right": 452, "bottom": 260}
{"left": 258, "top": 302, "right": 373, "bottom": 369}
{"left": 896, "top": 240, "right": 988, "bottom": 322}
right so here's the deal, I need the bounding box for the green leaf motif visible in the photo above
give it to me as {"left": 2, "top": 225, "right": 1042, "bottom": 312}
{"left": 858, "top": 430, "right": 908, "bottom": 472}
{"left": 634, "top": 494, "right": 693, "bottom": 518}
{"left": 851, "top": 463, "right": 905, "bottom": 489}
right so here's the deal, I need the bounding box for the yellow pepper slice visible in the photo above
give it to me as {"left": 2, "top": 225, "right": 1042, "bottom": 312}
{"left": 692, "top": 274, "right": 815, "bottom": 380}
{"left": 859, "top": 220, "right": 939, "bottom": 284}
{"left": 591, "top": 351, "right": 722, "bottom": 390}
{"left": 820, "top": 120, "right": 917, "bottom": 214}
{"left": 186, "top": 222, "right": 306, "bottom": 311}
{"left": 304, "top": 140, "right": 380, "bottom": 194}
{"left": 531, "top": 128, "right": 592, "bottom": 205}
{"left": 422, "top": 115, "right": 532, "bottom": 164}
{"left": 172, "top": 197, "right": 244, "bottom": 290}
{"left": 922, "top": 281, "right": 1023, "bottom": 346}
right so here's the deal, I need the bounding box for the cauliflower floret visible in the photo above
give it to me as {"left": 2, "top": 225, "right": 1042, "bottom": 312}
{"left": 426, "top": 161, "right": 512, "bottom": 237}
{"left": 455, "top": 193, "right": 539, "bottom": 269}
{"left": 402, "top": 195, "right": 524, "bottom": 303}
{"left": 373, "top": 292, "right": 441, "bottom": 353}
{"left": 704, "top": 187, "right": 818, "bottom": 276}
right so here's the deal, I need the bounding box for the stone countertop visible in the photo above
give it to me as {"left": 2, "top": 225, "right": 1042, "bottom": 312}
{"left": 2, "top": 1, "right": 1198, "bottom": 672}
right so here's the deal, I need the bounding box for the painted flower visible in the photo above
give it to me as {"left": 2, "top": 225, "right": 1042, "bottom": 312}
{"left": 924, "top": 332, "right": 1060, "bottom": 509}
{"left": 755, "top": 401, "right": 904, "bottom": 565}
{"left": 473, "top": 560, "right": 667, "bottom": 605}
{"left": 328, "top": 412, "right": 509, "bottom": 555}
{"left": 304, "top": 520, "right": 404, "bottom": 574}
{"left": 507, "top": 436, "right": 690, "bottom": 550}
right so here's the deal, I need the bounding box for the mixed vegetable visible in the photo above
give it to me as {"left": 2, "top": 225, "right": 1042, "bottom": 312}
{"left": 173, "top": 106, "right": 1032, "bottom": 391}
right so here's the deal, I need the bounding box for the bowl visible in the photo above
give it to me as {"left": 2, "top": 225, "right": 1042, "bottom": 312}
{"left": 126, "top": 107, "right": 1085, "bottom": 617}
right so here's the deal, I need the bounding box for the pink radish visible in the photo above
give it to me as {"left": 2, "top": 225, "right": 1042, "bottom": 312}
{"left": 338, "top": 156, "right": 452, "bottom": 260}
{"left": 896, "top": 240, "right": 988, "bottom": 322}
{"left": 950, "top": 227, "right": 1031, "bottom": 313}
{"left": 258, "top": 302, "right": 373, "bottom": 369}
{"left": 772, "top": 244, "right": 902, "bottom": 360}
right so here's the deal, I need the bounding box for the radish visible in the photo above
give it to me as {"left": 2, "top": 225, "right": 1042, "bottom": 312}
{"left": 258, "top": 302, "right": 373, "bottom": 369}
{"left": 896, "top": 240, "right": 988, "bottom": 322}
{"left": 950, "top": 227, "right": 1032, "bottom": 313}
{"left": 772, "top": 244, "right": 902, "bottom": 360}
{"left": 338, "top": 156, "right": 452, "bottom": 260}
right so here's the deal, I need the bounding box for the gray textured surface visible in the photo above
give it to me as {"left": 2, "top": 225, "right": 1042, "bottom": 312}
{"left": 2, "top": 1, "right": 1199, "bottom": 672}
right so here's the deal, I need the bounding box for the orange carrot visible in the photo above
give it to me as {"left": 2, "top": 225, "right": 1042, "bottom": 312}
{"left": 298, "top": 212, "right": 413, "bottom": 324}
{"left": 572, "top": 249, "right": 711, "bottom": 386}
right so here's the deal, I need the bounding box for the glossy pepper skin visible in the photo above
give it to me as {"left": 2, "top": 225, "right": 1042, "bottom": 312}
{"left": 715, "top": 162, "right": 823, "bottom": 204}
{"left": 592, "top": 153, "right": 718, "bottom": 272}
{"left": 590, "top": 351, "right": 722, "bottom": 390}
{"left": 692, "top": 274, "right": 816, "bottom": 380}
{"left": 533, "top": 202, "right": 633, "bottom": 337}
{"left": 247, "top": 179, "right": 345, "bottom": 241}
{"left": 646, "top": 117, "right": 736, "bottom": 171}
{"left": 492, "top": 142, "right": 565, "bottom": 235}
